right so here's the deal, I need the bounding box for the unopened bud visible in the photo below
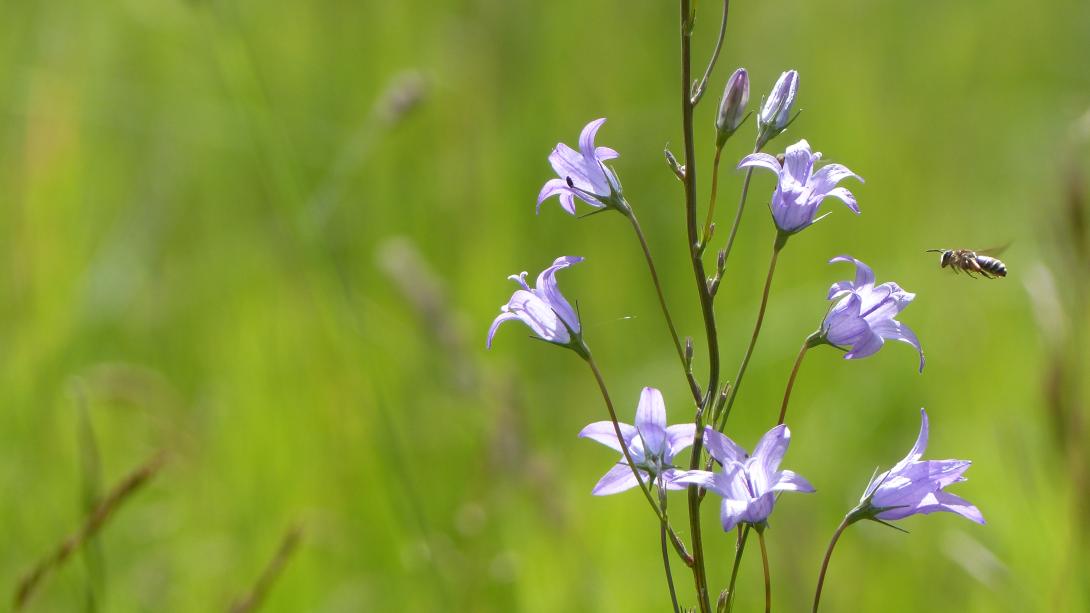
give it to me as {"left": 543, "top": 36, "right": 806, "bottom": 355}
{"left": 684, "top": 336, "right": 694, "bottom": 366}
{"left": 716, "top": 589, "right": 730, "bottom": 613}
{"left": 717, "top": 248, "right": 726, "bottom": 273}
{"left": 715, "top": 68, "right": 749, "bottom": 147}
{"left": 757, "top": 69, "right": 799, "bottom": 148}
{"left": 664, "top": 147, "right": 686, "bottom": 181}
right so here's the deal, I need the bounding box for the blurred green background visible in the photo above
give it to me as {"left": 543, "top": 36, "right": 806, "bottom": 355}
{"left": 3, "top": 0, "right": 1090, "bottom": 610}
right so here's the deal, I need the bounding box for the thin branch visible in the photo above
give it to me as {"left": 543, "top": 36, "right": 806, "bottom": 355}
{"left": 690, "top": 0, "right": 732, "bottom": 106}
{"left": 15, "top": 452, "right": 167, "bottom": 610}
{"left": 229, "top": 524, "right": 304, "bottom": 613}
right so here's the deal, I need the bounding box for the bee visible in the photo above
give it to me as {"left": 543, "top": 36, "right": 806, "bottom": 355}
{"left": 926, "top": 247, "right": 1008, "bottom": 278}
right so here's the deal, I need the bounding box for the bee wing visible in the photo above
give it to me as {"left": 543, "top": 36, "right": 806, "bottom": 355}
{"left": 976, "top": 242, "right": 1011, "bottom": 257}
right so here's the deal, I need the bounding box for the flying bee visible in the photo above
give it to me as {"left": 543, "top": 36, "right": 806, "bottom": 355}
{"left": 926, "top": 246, "right": 1008, "bottom": 278}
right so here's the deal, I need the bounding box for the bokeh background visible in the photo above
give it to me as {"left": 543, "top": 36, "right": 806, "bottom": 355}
{"left": 3, "top": 0, "right": 1090, "bottom": 610}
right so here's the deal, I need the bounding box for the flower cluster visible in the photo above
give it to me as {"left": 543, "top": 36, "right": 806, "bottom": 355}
{"left": 486, "top": 19, "right": 985, "bottom": 611}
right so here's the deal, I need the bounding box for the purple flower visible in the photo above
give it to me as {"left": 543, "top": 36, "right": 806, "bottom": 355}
{"left": 674, "top": 426, "right": 814, "bottom": 531}
{"left": 822, "top": 255, "right": 924, "bottom": 371}
{"left": 758, "top": 69, "right": 802, "bottom": 135}
{"left": 579, "top": 387, "right": 696, "bottom": 495}
{"left": 537, "top": 118, "right": 624, "bottom": 215}
{"left": 716, "top": 68, "right": 750, "bottom": 145}
{"left": 851, "top": 409, "right": 984, "bottom": 525}
{"left": 738, "top": 139, "right": 862, "bottom": 234}
{"left": 487, "top": 256, "right": 583, "bottom": 348}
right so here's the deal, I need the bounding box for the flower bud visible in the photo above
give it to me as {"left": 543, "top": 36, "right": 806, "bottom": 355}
{"left": 757, "top": 70, "right": 799, "bottom": 148}
{"left": 664, "top": 147, "right": 685, "bottom": 181}
{"left": 715, "top": 68, "right": 749, "bottom": 147}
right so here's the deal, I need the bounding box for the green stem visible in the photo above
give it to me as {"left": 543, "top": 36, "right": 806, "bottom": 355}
{"left": 716, "top": 232, "right": 788, "bottom": 431}
{"left": 700, "top": 146, "right": 724, "bottom": 249}
{"left": 660, "top": 488, "right": 682, "bottom": 613}
{"left": 777, "top": 332, "right": 821, "bottom": 426}
{"left": 757, "top": 528, "right": 771, "bottom": 613}
{"left": 720, "top": 157, "right": 757, "bottom": 271}
{"left": 680, "top": 1, "right": 716, "bottom": 611}
{"left": 690, "top": 0, "right": 731, "bottom": 105}
{"left": 813, "top": 517, "right": 852, "bottom": 613}
{"left": 627, "top": 209, "right": 703, "bottom": 405}
{"left": 725, "top": 525, "right": 751, "bottom": 612}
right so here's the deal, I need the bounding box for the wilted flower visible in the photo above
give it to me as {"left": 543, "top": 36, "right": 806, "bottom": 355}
{"left": 579, "top": 387, "right": 696, "bottom": 495}
{"left": 738, "top": 139, "right": 862, "bottom": 234}
{"left": 850, "top": 409, "right": 984, "bottom": 525}
{"left": 822, "top": 255, "right": 924, "bottom": 371}
{"left": 537, "top": 118, "right": 624, "bottom": 215}
{"left": 756, "top": 70, "right": 798, "bottom": 147}
{"left": 487, "top": 256, "right": 583, "bottom": 349}
{"left": 716, "top": 68, "right": 750, "bottom": 146}
{"left": 674, "top": 425, "right": 813, "bottom": 531}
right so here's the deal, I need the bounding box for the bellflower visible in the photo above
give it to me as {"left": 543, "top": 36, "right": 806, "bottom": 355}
{"left": 487, "top": 256, "right": 583, "bottom": 349}
{"left": 850, "top": 409, "right": 984, "bottom": 525}
{"left": 674, "top": 425, "right": 814, "bottom": 532}
{"left": 822, "top": 255, "right": 924, "bottom": 371}
{"left": 715, "top": 68, "right": 750, "bottom": 146}
{"left": 738, "top": 139, "right": 862, "bottom": 234}
{"left": 579, "top": 387, "right": 696, "bottom": 495}
{"left": 537, "top": 118, "right": 624, "bottom": 215}
{"left": 756, "top": 69, "right": 798, "bottom": 148}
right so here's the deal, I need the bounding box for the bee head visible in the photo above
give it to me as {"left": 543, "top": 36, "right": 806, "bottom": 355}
{"left": 926, "top": 249, "right": 950, "bottom": 268}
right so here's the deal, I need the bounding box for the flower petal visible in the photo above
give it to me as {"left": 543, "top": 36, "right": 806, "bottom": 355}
{"left": 823, "top": 294, "right": 868, "bottom": 345}
{"left": 872, "top": 319, "right": 925, "bottom": 372}
{"left": 829, "top": 255, "right": 875, "bottom": 290}
{"left": 737, "top": 152, "right": 782, "bottom": 175}
{"left": 703, "top": 426, "right": 748, "bottom": 466}
{"left": 772, "top": 469, "right": 815, "bottom": 493}
{"left": 902, "top": 408, "right": 930, "bottom": 467}
{"left": 656, "top": 468, "right": 687, "bottom": 490}
{"left": 507, "top": 290, "right": 568, "bottom": 343}
{"left": 536, "top": 178, "right": 573, "bottom": 214}
{"left": 933, "top": 490, "right": 985, "bottom": 524}
{"left": 579, "top": 421, "right": 638, "bottom": 453}
{"left": 535, "top": 256, "right": 583, "bottom": 334}
{"left": 782, "top": 139, "right": 815, "bottom": 184}
{"left": 843, "top": 329, "right": 884, "bottom": 360}
{"left": 742, "top": 492, "right": 776, "bottom": 525}
{"left": 826, "top": 280, "right": 855, "bottom": 300}
{"left": 486, "top": 311, "right": 520, "bottom": 348}
{"left": 666, "top": 423, "right": 697, "bottom": 458}
{"left": 671, "top": 469, "right": 719, "bottom": 491}
{"left": 592, "top": 463, "right": 641, "bottom": 496}
{"left": 635, "top": 387, "right": 668, "bottom": 457}
{"left": 822, "top": 186, "right": 860, "bottom": 215}
{"left": 579, "top": 118, "right": 608, "bottom": 159}
{"left": 751, "top": 424, "right": 790, "bottom": 485}
{"left": 810, "top": 163, "right": 862, "bottom": 197}
{"left": 595, "top": 146, "right": 619, "bottom": 160}
{"left": 720, "top": 497, "right": 749, "bottom": 532}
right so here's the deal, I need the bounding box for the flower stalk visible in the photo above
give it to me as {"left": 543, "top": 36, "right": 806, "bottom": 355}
{"left": 724, "top": 525, "right": 750, "bottom": 613}
{"left": 812, "top": 516, "right": 851, "bottom": 613}
{"left": 715, "top": 231, "right": 789, "bottom": 431}
{"left": 626, "top": 207, "right": 703, "bottom": 404}
{"left": 680, "top": 0, "right": 718, "bottom": 610}
{"left": 777, "top": 331, "right": 824, "bottom": 425}
{"left": 756, "top": 525, "right": 771, "bottom": 613}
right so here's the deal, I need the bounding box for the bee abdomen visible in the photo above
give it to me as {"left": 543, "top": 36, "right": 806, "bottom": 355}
{"left": 976, "top": 256, "right": 1007, "bottom": 277}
